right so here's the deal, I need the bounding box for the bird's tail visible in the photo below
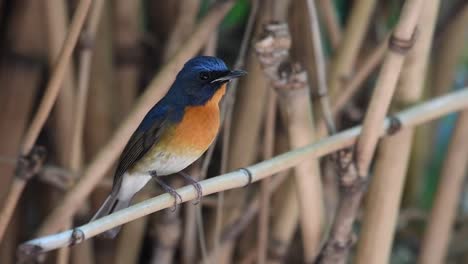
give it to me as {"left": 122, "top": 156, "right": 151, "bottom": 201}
{"left": 90, "top": 194, "right": 131, "bottom": 239}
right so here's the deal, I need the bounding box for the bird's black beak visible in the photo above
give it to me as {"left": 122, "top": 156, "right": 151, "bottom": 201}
{"left": 211, "top": 70, "right": 247, "bottom": 84}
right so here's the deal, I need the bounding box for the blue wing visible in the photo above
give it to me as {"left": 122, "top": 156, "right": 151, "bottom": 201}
{"left": 111, "top": 103, "right": 173, "bottom": 192}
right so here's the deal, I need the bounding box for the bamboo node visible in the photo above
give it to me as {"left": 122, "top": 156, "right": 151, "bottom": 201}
{"left": 5, "top": 49, "right": 45, "bottom": 69}
{"left": 268, "top": 238, "right": 288, "bottom": 260}
{"left": 15, "top": 146, "right": 46, "bottom": 181}
{"left": 115, "top": 45, "right": 143, "bottom": 66}
{"left": 69, "top": 228, "right": 85, "bottom": 246}
{"left": 388, "top": 28, "right": 418, "bottom": 55}
{"left": 16, "top": 243, "right": 43, "bottom": 261}
{"left": 77, "top": 31, "right": 95, "bottom": 51}
{"left": 239, "top": 168, "right": 253, "bottom": 187}
{"left": 387, "top": 115, "right": 402, "bottom": 135}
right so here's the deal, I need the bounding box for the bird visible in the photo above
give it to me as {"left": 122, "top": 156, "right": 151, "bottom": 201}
{"left": 91, "top": 56, "right": 247, "bottom": 238}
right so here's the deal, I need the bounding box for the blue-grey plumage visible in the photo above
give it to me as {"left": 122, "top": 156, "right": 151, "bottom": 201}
{"left": 91, "top": 56, "right": 246, "bottom": 238}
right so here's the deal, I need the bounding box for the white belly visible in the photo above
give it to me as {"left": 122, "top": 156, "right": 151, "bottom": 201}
{"left": 134, "top": 150, "right": 201, "bottom": 176}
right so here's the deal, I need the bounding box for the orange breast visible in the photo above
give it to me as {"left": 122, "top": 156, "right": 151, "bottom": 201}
{"left": 162, "top": 84, "right": 226, "bottom": 154}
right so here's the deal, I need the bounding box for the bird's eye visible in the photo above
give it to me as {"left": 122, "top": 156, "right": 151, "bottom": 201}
{"left": 199, "top": 72, "right": 210, "bottom": 81}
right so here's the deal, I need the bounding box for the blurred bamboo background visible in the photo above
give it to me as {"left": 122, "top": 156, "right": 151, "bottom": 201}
{"left": 0, "top": 0, "right": 467, "bottom": 263}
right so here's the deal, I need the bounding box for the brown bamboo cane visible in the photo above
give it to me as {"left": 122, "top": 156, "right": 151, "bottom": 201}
{"left": 355, "top": 0, "right": 440, "bottom": 262}
{"left": 418, "top": 111, "right": 468, "bottom": 263}
{"left": 256, "top": 23, "right": 324, "bottom": 262}
{"left": 0, "top": 0, "right": 92, "bottom": 242}
{"left": 0, "top": 1, "right": 45, "bottom": 261}
{"left": 328, "top": 0, "right": 377, "bottom": 95}
{"left": 317, "top": 0, "right": 425, "bottom": 262}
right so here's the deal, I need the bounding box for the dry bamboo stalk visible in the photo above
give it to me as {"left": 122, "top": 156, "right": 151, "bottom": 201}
{"left": 111, "top": 0, "right": 149, "bottom": 263}
{"left": 163, "top": 0, "right": 201, "bottom": 61}
{"left": 44, "top": 0, "right": 76, "bottom": 168}
{"left": 212, "top": 54, "right": 267, "bottom": 263}
{"left": 355, "top": 0, "right": 424, "bottom": 176}
{"left": 256, "top": 23, "right": 324, "bottom": 262}
{"left": 0, "top": 2, "right": 45, "bottom": 252}
{"left": 268, "top": 176, "right": 299, "bottom": 264}
{"left": 306, "top": 0, "right": 336, "bottom": 134}
{"left": 316, "top": 37, "right": 387, "bottom": 137}
{"left": 81, "top": 6, "right": 117, "bottom": 264}
{"left": 318, "top": 0, "right": 425, "bottom": 262}
{"left": 328, "top": 0, "right": 376, "bottom": 95}
{"left": 209, "top": 5, "right": 267, "bottom": 262}
{"left": 114, "top": 0, "right": 142, "bottom": 118}
{"left": 355, "top": 1, "right": 439, "bottom": 262}
{"left": 115, "top": 193, "right": 151, "bottom": 264}
{"left": 146, "top": 4, "right": 202, "bottom": 262}
{"left": 257, "top": 90, "right": 277, "bottom": 264}
{"left": 36, "top": 0, "right": 235, "bottom": 237}
{"left": 210, "top": 1, "right": 262, "bottom": 262}
{"left": 316, "top": 0, "right": 342, "bottom": 49}
{"left": 182, "top": 164, "right": 202, "bottom": 264}
{"left": 70, "top": 1, "right": 107, "bottom": 264}
{"left": 150, "top": 183, "right": 183, "bottom": 264}
{"left": 19, "top": 87, "right": 468, "bottom": 256}
{"left": 432, "top": 4, "right": 468, "bottom": 96}
{"left": 418, "top": 110, "right": 468, "bottom": 263}
{"left": 0, "top": 0, "right": 92, "bottom": 243}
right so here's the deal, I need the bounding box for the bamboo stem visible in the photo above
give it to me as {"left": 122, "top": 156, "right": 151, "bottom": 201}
{"left": 0, "top": 0, "right": 92, "bottom": 244}
{"left": 44, "top": 0, "right": 76, "bottom": 168}
{"left": 318, "top": 0, "right": 425, "bottom": 262}
{"left": 328, "top": 0, "right": 376, "bottom": 95}
{"left": 418, "top": 110, "right": 468, "bottom": 263}
{"left": 355, "top": 1, "right": 439, "bottom": 262}
{"left": 0, "top": 2, "right": 45, "bottom": 259}
{"left": 21, "top": 0, "right": 91, "bottom": 155}
{"left": 256, "top": 23, "right": 324, "bottom": 261}
{"left": 316, "top": 0, "right": 341, "bottom": 49}
{"left": 35, "top": 0, "right": 234, "bottom": 237}
{"left": 257, "top": 90, "right": 277, "bottom": 264}
{"left": 432, "top": 4, "right": 468, "bottom": 96}
{"left": 306, "top": 0, "right": 336, "bottom": 134}
{"left": 18, "top": 87, "right": 468, "bottom": 256}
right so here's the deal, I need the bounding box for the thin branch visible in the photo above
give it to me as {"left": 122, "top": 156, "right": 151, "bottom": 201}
{"left": 212, "top": 0, "right": 259, "bottom": 259}
{"left": 306, "top": 0, "right": 336, "bottom": 134}
{"left": 18, "top": 87, "right": 468, "bottom": 257}
{"left": 356, "top": 0, "right": 440, "bottom": 261}
{"left": 21, "top": 0, "right": 91, "bottom": 154}
{"left": 328, "top": 0, "right": 376, "bottom": 95}
{"left": 71, "top": 0, "right": 107, "bottom": 172}
{"left": 316, "top": 0, "right": 342, "bottom": 49}
{"left": 35, "top": 1, "right": 235, "bottom": 237}
{"left": 0, "top": 0, "right": 93, "bottom": 242}
{"left": 317, "top": 0, "right": 425, "bottom": 262}
{"left": 257, "top": 90, "right": 276, "bottom": 264}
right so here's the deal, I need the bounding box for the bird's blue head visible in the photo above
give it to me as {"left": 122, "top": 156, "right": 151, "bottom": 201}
{"left": 165, "top": 56, "right": 247, "bottom": 106}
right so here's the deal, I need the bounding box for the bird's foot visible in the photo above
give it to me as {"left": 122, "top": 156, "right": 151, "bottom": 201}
{"left": 151, "top": 171, "right": 182, "bottom": 212}
{"left": 178, "top": 171, "right": 203, "bottom": 205}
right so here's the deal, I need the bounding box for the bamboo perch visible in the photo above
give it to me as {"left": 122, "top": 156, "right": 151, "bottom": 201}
{"left": 255, "top": 22, "right": 324, "bottom": 261}
{"left": 0, "top": 0, "right": 93, "bottom": 243}
{"left": 18, "top": 87, "right": 468, "bottom": 257}
{"left": 35, "top": 1, "right": 234, "bottom": 237}
{"left": 355, "top": 0, "right": 439, "bottom": 262}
